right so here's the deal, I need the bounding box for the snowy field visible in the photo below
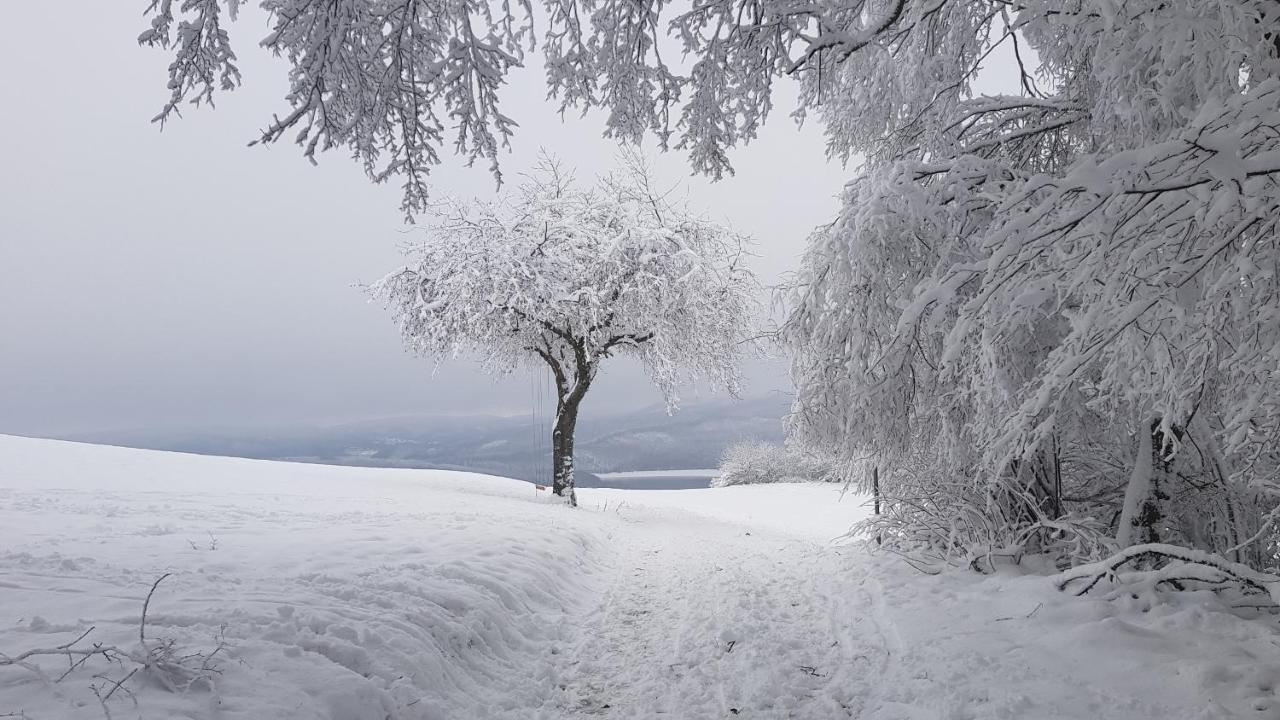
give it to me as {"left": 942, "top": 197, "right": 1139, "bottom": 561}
{"left": 2, "top": 435, "right": 1279, "bottom": 719}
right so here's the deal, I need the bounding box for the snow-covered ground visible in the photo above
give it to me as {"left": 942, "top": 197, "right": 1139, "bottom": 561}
{"left": 2, "top": 435, "right": 1278, "bottom": 719}
{"left": 582, "top": 483, "right": 861, "bottom": 541}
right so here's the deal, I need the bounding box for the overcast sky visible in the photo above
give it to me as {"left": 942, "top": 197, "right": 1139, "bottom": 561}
{"left": 0, "top": 4, "right": 852, "bottom": 437}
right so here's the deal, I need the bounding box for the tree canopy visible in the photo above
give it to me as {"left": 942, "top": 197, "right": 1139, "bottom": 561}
{"left": 371, "top": 155, "right": 758, "bottom": 501}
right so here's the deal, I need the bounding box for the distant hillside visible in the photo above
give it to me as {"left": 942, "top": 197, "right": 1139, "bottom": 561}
{"left": 65, "top": 396, "right": 790, "bottom": 483}
{"left": 573, "top": 398, "right": 787, "bottom": 474}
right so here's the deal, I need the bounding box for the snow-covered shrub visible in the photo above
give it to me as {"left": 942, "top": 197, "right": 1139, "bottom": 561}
{"left": 713, "top": 442, "right": 834, "bottom": 487}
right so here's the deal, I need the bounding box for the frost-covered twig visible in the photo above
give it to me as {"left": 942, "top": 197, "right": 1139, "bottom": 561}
{"left": 139, "top": 573, "right": 169, "bottom": 649}
{"left": 0, "top": 574, "right": 227, "bottom": 711}
{"left": 0, "top": 625, "right": 129, "bottom": 681}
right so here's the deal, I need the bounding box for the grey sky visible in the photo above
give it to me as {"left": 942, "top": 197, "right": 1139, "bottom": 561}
{"left": 0, "top": 4, "right": 851, "bottom": 437}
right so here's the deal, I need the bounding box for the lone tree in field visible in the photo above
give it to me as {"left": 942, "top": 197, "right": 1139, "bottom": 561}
{"left": 372, "top": 156, "right": 758, "bottom": 504}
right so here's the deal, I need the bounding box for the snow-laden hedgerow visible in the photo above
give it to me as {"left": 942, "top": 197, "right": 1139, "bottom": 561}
{"left": 780, "top": 2, "right": 1280, "bottom": 573}
{"left": 713, "top": 441, "right": 835, "bottom": 487}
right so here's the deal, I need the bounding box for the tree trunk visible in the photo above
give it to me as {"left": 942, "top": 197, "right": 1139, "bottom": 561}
{"left": 872, "top": 465, "right": 881, "bottom": 516}
{"left": 1117, "top": 420, "right": 1156, "bottom": 548}
{"left": 872, "top": 465, "right": 882, "bottom": 547}
{"left": 540, "top": 337, "right": 593, "bottom": 508}
{"left": 1116, "top": 418, "right": 1184, "bottom": 548}
{"left": 552, "top": 396, "right": 581, "bottom": 506}
{"left": 1188, "top": 414, "right": 1238, "bottom": 558}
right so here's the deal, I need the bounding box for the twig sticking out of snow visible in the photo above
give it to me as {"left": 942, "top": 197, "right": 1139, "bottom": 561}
{"left": 188, "top": 531, "right": 219, "bottom": 551}
{"left": 139, "top": 573, "right": 169, "bottom": 649}
{"left": 993, "top": 602, "right": 1043, "bottom": 622}
{"left": 1056, "top": 543, "right": 1280, "bottom": 602}
{"left": 0, "top": 574, "right": 227, "bottom": 714}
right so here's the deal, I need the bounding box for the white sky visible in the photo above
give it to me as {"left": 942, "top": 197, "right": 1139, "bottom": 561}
{"left": 0, "top": 4, "right": 854, "bottom": 436}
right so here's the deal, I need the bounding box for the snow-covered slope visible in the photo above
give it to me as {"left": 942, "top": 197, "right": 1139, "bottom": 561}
{"left": 3, "top": 435, "right": 1279, "bottom": 719}
{"left": 0, "top": 435, "right": 601, "bottom": 719}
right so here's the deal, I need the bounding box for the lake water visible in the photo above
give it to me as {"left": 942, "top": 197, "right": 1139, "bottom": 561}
{"left": 578, "top": 471, "right": 717, "bottom": 490}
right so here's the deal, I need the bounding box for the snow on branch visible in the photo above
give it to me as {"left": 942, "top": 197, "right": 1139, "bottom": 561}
{"left": 139, "top": 0, "right": 243, "bottom": 123}
{"left": 141, "top": 0, "right": 534, "bottom": 218}
{"left": 369, "top": 152, "right": 760, "bottom": 410}
{"left": 1057, "top": 543, "right": 1280, "bottom": 604}
{"left": 134, "top": 0, "right": 1280, "bottom": 218}
{"left": 961, "top": 81, "right": 1280, "bottom": 467}
{"left": 135, "top": 0, "right": 1048, "bottom": 207}
{"left": 784, "top": 0, "right": 1280, "bottom": 570}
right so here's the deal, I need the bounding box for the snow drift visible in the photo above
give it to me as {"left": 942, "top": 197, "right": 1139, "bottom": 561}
{"left": 0, "top": 435, "right": 601, "bottom": 719}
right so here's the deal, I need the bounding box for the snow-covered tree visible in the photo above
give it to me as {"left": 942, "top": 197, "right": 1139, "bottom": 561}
{"left": 779, "top": 2, "right": 1280, "bottom": 570}
{"left": 371, "top": 155, "right": 758, "bottom": 504}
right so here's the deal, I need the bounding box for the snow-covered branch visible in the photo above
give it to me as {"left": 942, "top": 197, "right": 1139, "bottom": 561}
{"left": 1057, "top": 543, "right": 1280, "bottom": 603}
{"left": 141, "top": 0, "right": 534, "bottom": 218}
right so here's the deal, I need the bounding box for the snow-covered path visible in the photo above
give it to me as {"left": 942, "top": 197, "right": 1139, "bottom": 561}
{"left": 565, "top": 488, "right": 1280, "bottom": 720}
{"left": 559, "top": 504, "right": 878, "bottom": 717}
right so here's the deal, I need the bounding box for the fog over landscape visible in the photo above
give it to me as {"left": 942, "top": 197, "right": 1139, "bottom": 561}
{"left": 67, "top": 396, "right": 790, "bottom": 484}
{"left": 0, "top": 3, "right": 844, "bottom": 441}
{"left": 5, "top": 3, "right": 1280, "bottom": 719}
